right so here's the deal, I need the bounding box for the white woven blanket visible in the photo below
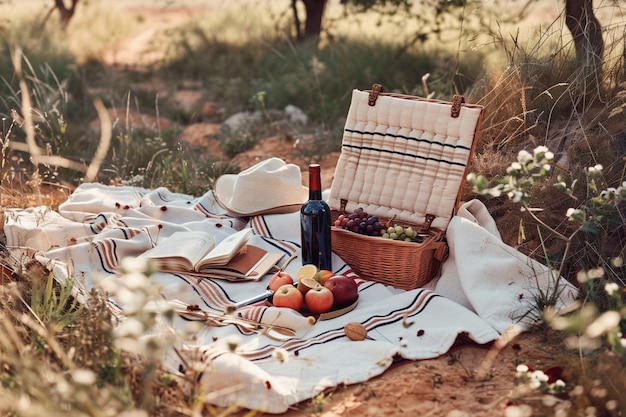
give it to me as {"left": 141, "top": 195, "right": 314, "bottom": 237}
{"left": 3, "top": 183, "right": 577, "bottom": 413}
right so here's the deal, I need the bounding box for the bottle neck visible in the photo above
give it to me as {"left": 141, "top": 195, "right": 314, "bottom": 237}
{"left": 308, "top": 164, "right": 322, "bottom": 201}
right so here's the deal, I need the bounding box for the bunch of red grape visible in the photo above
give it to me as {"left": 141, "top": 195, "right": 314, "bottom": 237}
{"left": 334, "top": 207, "right": 383, "bottom": 236}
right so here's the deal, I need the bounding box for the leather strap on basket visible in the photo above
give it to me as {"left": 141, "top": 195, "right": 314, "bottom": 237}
{"left": 451, "top": 95, "right": 465, "bottom": 118}
{"left": 339, "top": 198, "right": 348, "bottom": 213}
{"left": 368, "top": 83, "right": 384, "bottom": 106}
{"left": 370, "top": 83, "right": 465, "bottom": 119}
{"left": 418, "top": 214, "right": 436, "bottom": 233}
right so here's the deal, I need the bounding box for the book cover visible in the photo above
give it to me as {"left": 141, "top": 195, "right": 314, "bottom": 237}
{"left": 198, "top": 247, "right": 284, "bottom": 281}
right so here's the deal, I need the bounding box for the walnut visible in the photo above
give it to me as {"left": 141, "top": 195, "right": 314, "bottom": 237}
{"left": 344, "top": 322, "right": 367, "bottom": 341}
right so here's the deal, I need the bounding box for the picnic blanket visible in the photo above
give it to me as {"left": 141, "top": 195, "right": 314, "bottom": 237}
{"left": 3, "top": 183, "right": 578, "bottom": 413}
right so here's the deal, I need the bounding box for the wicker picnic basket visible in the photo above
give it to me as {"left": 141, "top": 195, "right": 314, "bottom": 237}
{"left": 328, "top": 84, "right": 484, "bottom": 290}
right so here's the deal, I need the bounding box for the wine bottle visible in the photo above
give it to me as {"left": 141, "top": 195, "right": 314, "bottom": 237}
{"left": 300, "top": 164, "right": 332, "bottom": 271}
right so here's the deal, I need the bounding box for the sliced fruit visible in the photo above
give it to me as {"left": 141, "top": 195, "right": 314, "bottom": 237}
{"left": 297, "top": 276, "right": 320, "bottom": 295}
{"left": 296, "top": 264, "right": 318, "bottom": 281}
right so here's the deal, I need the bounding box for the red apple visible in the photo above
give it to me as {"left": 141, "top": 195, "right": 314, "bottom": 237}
{"left": 304, "top": 285, "right": 334, "bottom": 314}
{"left": 268, "top": 271, "right": 294, "bottom": 292}
{"left": 323, "top": 275, "right": 358, "bottom": 308}
{"left": 272, "top": 284, "right": 303, "bottom": 311}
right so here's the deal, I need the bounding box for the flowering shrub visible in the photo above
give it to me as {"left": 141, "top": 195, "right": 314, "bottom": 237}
{"left": 467, "top": 146, "right": 555, "bottom": 204}
{"left": 468, "top": 146, "right": 626, "bottom": 355}
{"left": 515, "top": 364, "right": 567, "bottom": 394}
{"left": 100, "top": 256, "right": 177, "bottom": 361}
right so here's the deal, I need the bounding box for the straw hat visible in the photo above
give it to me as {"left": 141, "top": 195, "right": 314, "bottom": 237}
{"left": 214, "top": 157, "right": 309, "bottom": 216}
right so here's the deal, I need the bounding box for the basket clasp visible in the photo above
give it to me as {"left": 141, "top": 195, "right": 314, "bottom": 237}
{"left": 451, "top": 95, "right": 465, "bottom": 118}
{"left": 368, "top": 84, "right": 384, "bottom": 106}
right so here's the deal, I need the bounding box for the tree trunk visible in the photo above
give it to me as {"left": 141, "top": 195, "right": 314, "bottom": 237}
{"left": 292, "top": 0, "right": 303, "bottom": 40}
{"left": 565, "top": 0, "right": 603, "bottom": 72}
{"left": 300, "top": 0, "right": 327, "bottom": 44}
{"left": 564, "top": 0, "right": 604, "bottom": 107}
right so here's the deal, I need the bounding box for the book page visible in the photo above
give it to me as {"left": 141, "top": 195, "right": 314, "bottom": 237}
{"left": 142, "top": 231, "right": 216, "bottom": 271}
{"left": 199, "top": 228, "right": 252, "bottom": 266}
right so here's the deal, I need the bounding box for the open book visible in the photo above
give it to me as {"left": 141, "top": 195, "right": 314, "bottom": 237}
{"left": 141, "top": 228, "right": 283, "bottom": 281}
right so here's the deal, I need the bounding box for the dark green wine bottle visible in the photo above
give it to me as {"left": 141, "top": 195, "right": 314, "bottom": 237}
{"left": 300, "top": 164, "right": 332, "bottom": 270}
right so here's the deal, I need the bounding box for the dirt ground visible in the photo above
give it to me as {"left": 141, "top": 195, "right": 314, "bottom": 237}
{"left": 253, "top": 331, "right": 562, "bottom": 417}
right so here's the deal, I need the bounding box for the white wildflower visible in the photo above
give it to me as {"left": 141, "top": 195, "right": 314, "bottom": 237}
{"left": 71, "top": 369, "right": 97, "bottom": 385}
{"left": 517, "top": 150, "right": 532, "bottom": 164}
{"left": 576, "top": 270, "right": 590, "bottom": 284}
{"left": 542, "top": 394, "right": 560, "bottom": 407}
{"left": 505, "top": 404, "right": 533, "bottom": 417}
{"left": 588, "top": 267, "right": 605, "bottom": 279}
{"left": 587, "top": 164, "right": 603, "bottom": 173}
{"left": 531, "top": 370, "right": 549, "bottom": 382}
{"left": 113, "top": 317, "right": 145, "bottom": 339}
{"left": 119, "top": 410, "right": 149, "bottom": 417}
{"left": 98, "top": 275, "right": 120, "bottom": 293}
{"left": 119, "top": 256, "right": 150, "bottom": 274}
{"left": 564, "top": 335, "right": 602, "bottom": 351}
{"left": 584, "top": 406, "right": 597, "bottom": 416}
{"left": 122, "top": 271, "right": 152, "bottom": 291}
{"left": 600, "top": 187, "right": 617, "bottom": 200}
{"left": 606, "top": 399, "right": 618, "bottom": 411}
{"left": 604, "top": 282, "right": 619, "bottom": 296}
{"left": 566, "top": 208, "right": 585, "bottom": 222}
{"left": 554, "top": 400, "right": 572, "bottom": 417}
{"left": 114, "top": 286, "right": 147, "bottom": 315}
{"left": 510, "top": 190, "right": 524, "bottom": 203}
{"left": 533, "top": 146, "right": 554, "bottom": 164}
{"left": 590, "top": 387, "right": 608, "bottom": 398}
{"left": 585, "top": 311, "right": 621, "bottom": 338}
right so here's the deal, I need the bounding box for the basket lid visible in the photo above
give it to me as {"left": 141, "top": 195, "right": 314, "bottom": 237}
{"left": 328, "top": 88, "right": 483, "bottom": 231}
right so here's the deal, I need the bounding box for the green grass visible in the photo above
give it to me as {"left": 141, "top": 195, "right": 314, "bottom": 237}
{"left": 1, "top": 0, "right": 490, "bottom": 192}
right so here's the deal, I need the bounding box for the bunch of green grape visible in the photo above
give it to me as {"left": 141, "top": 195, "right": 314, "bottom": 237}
{"left": 334, "top": 207, "right": 383, "bottom": 236}
{"left": 381, "top": 224, "right": 425, "bottom": 243}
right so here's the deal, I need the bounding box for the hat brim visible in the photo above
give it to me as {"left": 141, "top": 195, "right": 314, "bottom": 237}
{"left": 214, "top": 175, "right": 308, "bottom": 217}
